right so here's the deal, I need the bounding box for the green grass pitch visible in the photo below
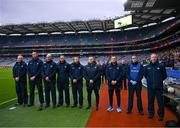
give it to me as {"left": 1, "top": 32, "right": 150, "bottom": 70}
{"left": 0, "top": 68, "right": 96, "bottom": 127}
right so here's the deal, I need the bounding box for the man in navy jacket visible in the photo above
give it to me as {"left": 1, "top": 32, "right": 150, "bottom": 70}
{"left": 106, "top": 56, "right": 123, "bottom": 112}
{"left": 84, "top": 56, "right": 100, "bottom": 111}
{"left": 56, "top": 55, "right": 70, "bottom": 107}
{"left": 126, "top": 54, "right": 144, "bottom": 115}
{"left": 144, "top": 53, "right": 167, "bottom": 121}
{"left": 42, "top": 54, "right": 57, "bottom": 108}
{"left": 27, "top": 52, "right": 44, "bottom": 110}
{"left": 69, "top": 57, "right": 84, "bottom": 108}
{"left": 13, "top": 55, "right": 28, "bottom": 106}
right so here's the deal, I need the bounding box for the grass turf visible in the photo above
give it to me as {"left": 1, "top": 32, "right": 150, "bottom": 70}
{"left": 0, "top": 68, "right": 95, "bottom": 127}
{"left": 0, "top": 68, "right": 16, "bottom": 108}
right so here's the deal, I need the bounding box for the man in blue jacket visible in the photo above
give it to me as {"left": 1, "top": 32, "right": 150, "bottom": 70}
{"left": 27, "top": 52, "right": 44, "bottom": 110}
{"left": 57, "top": 55, "right": 70, "bottom": 107}
{"left": 13, "top": 55, "right": 28, "bottom": 106}
{"left": 42, "top": 54, "right": 57, "bottom": 108}
{"left": 126, "top": 54, "right": 144, "bottom": 115}
{"left": 144, "top": 53, "right": 167, "bottom": 121}
{"left": 106, "top": 56, "right": 123, "bottom": 112}
{"left": 70, "top": 57, "right": 84, "bottom": 108}
{"left": 84, "top": 56, "right": 100, "bottom": 111}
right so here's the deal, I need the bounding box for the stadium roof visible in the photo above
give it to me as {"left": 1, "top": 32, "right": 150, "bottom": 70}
{"left": 0, "top": 0, "right": 179, "bottom": 35}
{"left": 124, "top": 0, "right": 180, "bottom": 26}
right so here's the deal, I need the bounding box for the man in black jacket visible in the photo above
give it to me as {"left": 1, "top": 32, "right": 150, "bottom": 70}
{"left": 106, "top": 56, "right": 123, "bottom": 112}
{"left": 56, "top": 55, "right": 70, "bottom": 107}
{"left": 13, "top": 55, "right": 28, "bottom": 106}
{"left": 84, "top": 56, "right": 100, "bottom": 111}
{"left": 144, "top": 53, "right": 167, "bottom": 121}
{"left": 27, "top": 52, "right": 44, "bottom": 110}
{"left": 42, "top": 54, "right": 57, "bottom": 108}
{"left": 69, "top": 57, "right": 84, "bottom": 108}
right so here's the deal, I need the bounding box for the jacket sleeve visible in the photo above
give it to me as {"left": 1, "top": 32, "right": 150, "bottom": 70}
{"left": 76, "top": 65, "right": 84, "bottom": 81}
{"left": 56, "top": 63, "right": 59, "bottom": 75}
{"left": 35, "top": 60, "right": 43, "bottom": 77}
{"left": 12, "top": 64, "right": 16, "bottom": 78}
{"left": 18, "top": 63, "right": 27, "bottom": 78}
{"left": 116, "top": 65, "right": 123, "bottom": 82}
{"left": 143, "top": 65, "right": 147, "bottom": 79}
{"left": 69, "top": 65, "right": 74, "bottom": 80}
{"left": 48, "top": 63, "right": 57, "bottom": 79}
{"left": 83, "top": 66, "right": 89, "bottom": 81}
{"left": 161, "top": 64, "right": 167, "bottom": 80}
{"left": 27, "top": 61, "right": 31, "bottom": 76}
{"left": 92, "top": 66, "right": 100, "bottom": 81}
{"left": 126, "top": 65, "right": 130, "bottom": 80}
{"left": 67, "top": 63, "right": 70, "bottom": 77}
{"left": 137, "top": 65, "right": 144, "bottom": 82}
{"left": 106, "top": 66, "right": 112, "bottom": 82}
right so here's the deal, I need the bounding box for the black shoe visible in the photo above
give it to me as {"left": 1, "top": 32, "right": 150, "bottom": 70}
{"left": 96, "top": 106, "right": 99, "bottom": 111}
{"left": 139, "top": 111, "right": 144, "bottom": 115}
{"left": 148, "top": 115, "right": 154, "bottom": 119}
{"left": 38, "top": 107, "right": 43, "bottom": 111}
{"left": 71, "top": 105, "right": 77, "bottom": 108}
{"left": 158, "top": 116, "right": 164, "bottom": 121}
{"left": 45, "top": 105, "right": 50, "bottom": 108}
{"left": 57, "top": 104, "right": 62, "bottom": 107}
{"left": 38, "top": 104, "right": 43, "bottom": 111}
{"left": 27, "top": 104, "right": 34, "bottom": 107}
{"left": 79, "top": 105, "right": 83, "bottom": 109}
{"left": 86, "top": 106, "right": 91, "bottom": 109}
{"left": 52, "top": 105, "right": 56, "bottom": 109}
{"left": 66, "top": 104, "right": 70, "bottom": 108}
{"left": 126, "top": 110, "right": 131, "bottom": 114}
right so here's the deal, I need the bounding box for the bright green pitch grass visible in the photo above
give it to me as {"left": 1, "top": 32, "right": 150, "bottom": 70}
{"left": 0, "top": 68, "right": 96, "bottom": 127}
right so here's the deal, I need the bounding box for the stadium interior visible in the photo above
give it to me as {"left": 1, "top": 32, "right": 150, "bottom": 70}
{"left": 0, "top": 0, "right": 180, "bottom": 127}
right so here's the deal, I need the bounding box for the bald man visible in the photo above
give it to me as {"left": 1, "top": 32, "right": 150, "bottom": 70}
{"left": 42, "top": 54, "right": 57, "bottom": 108}
{"left": 13, "top": 55, "right": 28, "bottom": 106}
{"left": 106, "top": 56, "right": 123, "bottom": 112}
{"left": 27, "top": 52, "right": 44, "bottom": 110}
{"left": 84, "top": 56, "right": 100, "bottom": 110}
{"left": 144, "top": 53, "right": 167, "bottom": 121}
{"left": 69, "top": 57, "right": 84, "bottom": 108}
{"left": 56, "top": 55, "right": 70, "bottom": 107}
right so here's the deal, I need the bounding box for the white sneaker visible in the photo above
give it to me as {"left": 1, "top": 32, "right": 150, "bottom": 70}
{"left": 107, "top": 106, "right": 113, "bottom": 112}
{"left": 116, "top": 107, "right": 122, "bottom": 113}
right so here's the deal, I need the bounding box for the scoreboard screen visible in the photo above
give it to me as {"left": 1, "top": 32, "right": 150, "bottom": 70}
{"left": 114, "top": 15, "right": 132, "bottom": 28}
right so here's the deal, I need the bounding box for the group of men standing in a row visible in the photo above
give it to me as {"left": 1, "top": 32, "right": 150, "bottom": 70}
{"left": 13, "top": 52, "right": 167, "bottom": 121}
